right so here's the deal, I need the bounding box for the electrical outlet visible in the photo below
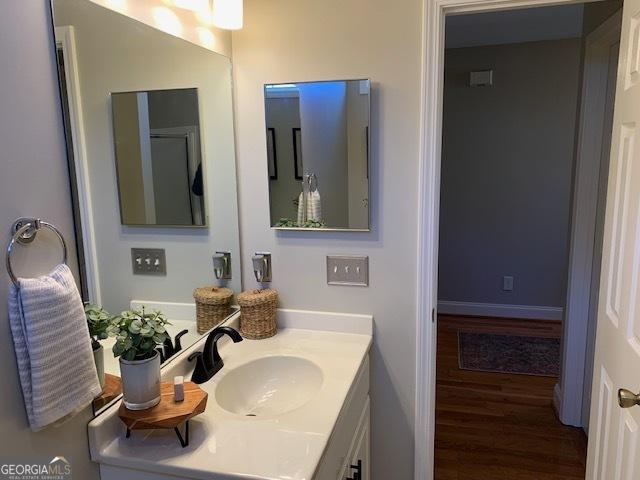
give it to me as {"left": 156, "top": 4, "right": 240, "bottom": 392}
{"left": 327, "top": 255, "right": 369, "bottom": 286}
{"left": 503, "top": 275, "right": 514, "bottom": 291}
{"left": 131, "top": 248, "right": 166, "bottom": 275}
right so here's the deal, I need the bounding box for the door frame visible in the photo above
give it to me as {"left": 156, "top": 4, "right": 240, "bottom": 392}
{"left": 54, "top": 26, "right": 102, "bottom": 304}
{"left": 415, "top": 1, "right": 599, "bottom": 478}
{"left": 558, "top": 10, "right": 622, "bottom": 429}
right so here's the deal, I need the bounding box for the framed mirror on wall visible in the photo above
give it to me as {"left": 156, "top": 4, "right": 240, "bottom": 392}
{"left": 264, "top": 79, "right": 371, "bottom": 231}
{"left": 50, "top": 0, "right": 242, "bottom": 416}
{"left": 111, "top": 88, "right": 206, "bottom": 227}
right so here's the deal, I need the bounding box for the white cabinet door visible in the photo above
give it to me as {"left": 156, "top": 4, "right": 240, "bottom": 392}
{"left": 586, "top": 0, "right": 640, "bottom": 477}
{"left": 342, "top": 398, "right": 370, "bottom": 480}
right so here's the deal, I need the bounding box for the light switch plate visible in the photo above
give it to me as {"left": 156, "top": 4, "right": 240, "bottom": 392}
{"left": 327, "top": 255, "right": 369, "bottom": 286}
{"left": 131, "top": 248, "right": 166, "bottom": 275}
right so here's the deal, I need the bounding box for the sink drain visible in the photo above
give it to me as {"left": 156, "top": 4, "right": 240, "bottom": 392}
{"left": 245, "top": 413, "right": 256, "bottom": 417}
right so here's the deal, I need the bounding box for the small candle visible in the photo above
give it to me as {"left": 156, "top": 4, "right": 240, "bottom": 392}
{"left": 174, "top": 376, "right": 185, "bottom": 402}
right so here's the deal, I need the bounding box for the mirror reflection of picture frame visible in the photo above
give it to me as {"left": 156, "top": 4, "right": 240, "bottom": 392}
{"left": 267, "top": 127, "right": 277, "bottom": 180}
{"left": 293, "top": 127, "right": 303, "bottom": 180}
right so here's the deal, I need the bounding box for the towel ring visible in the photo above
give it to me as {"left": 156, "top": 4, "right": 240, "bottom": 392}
{"left": 6, "top": 218, "right": 68, "bottom": 287}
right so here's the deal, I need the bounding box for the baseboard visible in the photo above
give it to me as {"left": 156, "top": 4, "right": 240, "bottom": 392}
{"left": 437, "top": 301, "right": 563, "bottom": 321}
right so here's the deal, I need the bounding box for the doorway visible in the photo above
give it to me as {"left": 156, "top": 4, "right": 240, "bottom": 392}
{"left": 415, "top": 1, "right": 623, "bottom": 479}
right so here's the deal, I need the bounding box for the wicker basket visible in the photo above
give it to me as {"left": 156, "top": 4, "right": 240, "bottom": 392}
{"left": 193, "top": 286, "right": 234, "bottom": 335}
{"left": 237, "top": 289, "right": 278, "bottom": 339}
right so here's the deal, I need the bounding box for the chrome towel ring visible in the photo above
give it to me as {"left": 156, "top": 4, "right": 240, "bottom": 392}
{"left": 6, "top": 218, "right": 68, "bottom": 287}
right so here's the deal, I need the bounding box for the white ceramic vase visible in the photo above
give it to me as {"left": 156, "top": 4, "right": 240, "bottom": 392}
{"left": 93, "top": 344, "right": 105, "bottom": 389}
{"left": 119, "top": 351, "right": 161, "bottom": 410}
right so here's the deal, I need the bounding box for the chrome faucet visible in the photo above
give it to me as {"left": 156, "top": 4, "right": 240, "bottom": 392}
{"left": 188, "top": 326, "right": 243, "bottom": 384}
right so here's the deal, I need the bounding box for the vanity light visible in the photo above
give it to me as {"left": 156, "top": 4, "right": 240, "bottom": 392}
{"left": 212, "top": 0, "right": 243, "bottom": 30}
{"left": 196, "top": 26, "right": 216, "bottom": 48}
{"left": 171, "top": 0, "right": 210, "bottom": 11}
{"left": 152, "top": 7, "right": 184, "bottom": 36}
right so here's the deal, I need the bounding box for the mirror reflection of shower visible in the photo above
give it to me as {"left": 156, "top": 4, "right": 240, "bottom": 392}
{"left": 111, "top": 88, "right": 206, "bottom": 227}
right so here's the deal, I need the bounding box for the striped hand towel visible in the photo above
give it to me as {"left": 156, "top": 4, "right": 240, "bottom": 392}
{"left": 297, "top": 191, "right": 306, "bottom": 225}
{"left": 8, "top": 264, "right": 101, "bottom": 430}
{"left": 308, "top": 189, "right": 322, "bottom": 222}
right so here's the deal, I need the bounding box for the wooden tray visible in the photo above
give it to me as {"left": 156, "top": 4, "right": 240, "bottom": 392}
{"left": 93, "top": 373, "right": 122, "bottom": 411}
{"left": 118, "top": 381, "right": 207, "bottom": 447}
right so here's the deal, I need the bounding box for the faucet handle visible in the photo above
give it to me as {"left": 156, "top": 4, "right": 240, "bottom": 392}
{"left": 188, "top": 351, "right": 210, "bottom": 384}
{"left": 188, "top": 351, "right": 203, "bottom": 363}
{"left": 174, "top": 329, "right": 189, "bottom": 353}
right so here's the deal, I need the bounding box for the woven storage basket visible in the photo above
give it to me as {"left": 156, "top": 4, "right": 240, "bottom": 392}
{"left": 193, "top": 286, "right": 234, "bottom": 335}
{"left": 237, "top": 289, "right": 278, "bottom": 339}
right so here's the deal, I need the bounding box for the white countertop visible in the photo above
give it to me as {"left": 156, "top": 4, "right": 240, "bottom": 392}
{"left": 88, "top": 309, "right": 373, "bottom": 480}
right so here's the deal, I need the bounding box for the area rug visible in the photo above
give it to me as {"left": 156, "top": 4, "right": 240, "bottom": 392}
{"left": 457, "top": 332, "right": 560, "bottom": 377}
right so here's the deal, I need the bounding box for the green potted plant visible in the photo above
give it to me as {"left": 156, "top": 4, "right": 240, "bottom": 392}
{"left": 107, "top": 308, "right": 170, "bottom": 410}
{"left": 85, "top": 304, "right": 112, "bottom": 389}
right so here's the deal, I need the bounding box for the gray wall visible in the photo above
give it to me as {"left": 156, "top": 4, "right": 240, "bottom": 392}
{"left": 266, "top": 96, "right": 302, "bottom": 222}
{"left": 438, "top": 39, "right": 582, "bottom": 308}
{"left": 298, "top": 81, "right": 349, "bottom": 227}
{"left": 445, "top": 4, "right": 584, "bottom": 49}
{"left": 0, "top": 1, "right": 98, "bottom": 478}
{"left": 346, "top": 81, "right": 370, "bottom": 229}
{"left": 231, "top": 0, "right": 421, "bottom": 477}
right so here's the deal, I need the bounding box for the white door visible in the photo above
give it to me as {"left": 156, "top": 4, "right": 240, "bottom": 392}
{"left": 587, "top": 0, "right": 640, "bottom": 477}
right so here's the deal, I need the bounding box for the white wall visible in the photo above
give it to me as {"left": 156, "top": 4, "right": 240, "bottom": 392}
{"left": 89, "top": 0, "right": 232, "bottom": 57}
{"left": 0, "top": 1, "right": 98, "bottom": 478}
{"left": 438, "top": 39, "right": 582, "bottom": 311}
{"left": 231, "top": 0, "right": 421, "bottom": 478}
{"left": 54, "top": 0, "right": 241, "bottom": 313}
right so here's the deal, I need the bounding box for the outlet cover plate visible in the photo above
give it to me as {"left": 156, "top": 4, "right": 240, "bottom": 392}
{"left": 131, "top": 248, "right": 166, "bottom": 275}
{"left": 327, "top": 255, "right": 369, "bottom": 286}
{"left": 503, "top": 275, "right": 514, "bottom": 291}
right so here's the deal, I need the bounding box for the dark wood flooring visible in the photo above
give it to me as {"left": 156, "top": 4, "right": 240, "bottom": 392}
{"left": 434, "top": 314, "right": 588, "bottom": 479}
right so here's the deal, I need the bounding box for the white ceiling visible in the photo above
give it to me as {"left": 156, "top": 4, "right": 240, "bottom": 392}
{"left": 445, "top": 4, "right": 585, "bottom": 49}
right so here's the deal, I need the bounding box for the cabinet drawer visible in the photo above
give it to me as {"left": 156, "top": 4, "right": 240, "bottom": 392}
{"left": 339, "top": 397, "right": 370, "bottom": 480}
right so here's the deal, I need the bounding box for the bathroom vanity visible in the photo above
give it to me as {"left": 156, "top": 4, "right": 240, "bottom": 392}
{"left": 88, "top": 310, "right": 372, "bottom": 480}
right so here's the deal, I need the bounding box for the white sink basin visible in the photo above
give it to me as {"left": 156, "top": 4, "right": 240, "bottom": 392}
{"left": 215, "top": 355, "right": 323, "bottom": 418}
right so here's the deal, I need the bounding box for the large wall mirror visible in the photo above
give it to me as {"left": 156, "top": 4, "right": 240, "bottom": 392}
{"left": 51, "top": 0, "right": 241, "bottom": 415}
{"left": 264, "top": 79, "right": 371, "bottom": 231}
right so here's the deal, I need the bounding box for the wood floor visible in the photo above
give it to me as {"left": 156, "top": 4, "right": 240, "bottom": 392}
{"left": 434, "top": 314, "right": 588, "bottom": 480}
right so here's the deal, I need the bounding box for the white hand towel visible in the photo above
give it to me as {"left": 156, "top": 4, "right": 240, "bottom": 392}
{"left": 308, "top": 189, "right": 322, "bottom": 222}
{"left": 297, "top": 191, "right": 306, "bottom": 225}
{"left": 8, "top": 264, "right": 101, "bottom": 431}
